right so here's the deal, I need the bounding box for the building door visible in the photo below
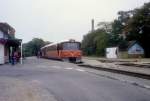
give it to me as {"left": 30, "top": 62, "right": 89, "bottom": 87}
{"left": 0, "top": 44, "right": 4, "bottom": 64}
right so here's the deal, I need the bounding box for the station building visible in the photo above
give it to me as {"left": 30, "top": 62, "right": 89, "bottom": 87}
{"left": 0, "top": 23, "right": 22, "bottom": 64}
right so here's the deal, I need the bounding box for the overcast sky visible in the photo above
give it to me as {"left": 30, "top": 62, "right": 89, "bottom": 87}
{"left": 0, "top": 0, "right": 149, "bottom": 43}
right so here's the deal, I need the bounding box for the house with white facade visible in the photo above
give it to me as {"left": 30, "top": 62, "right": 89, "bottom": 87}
{"left": 0, "top": 30, "right": 9, "bottom": 64}
{"left": 0, "top": 23, "right": 22, "bottom": 64}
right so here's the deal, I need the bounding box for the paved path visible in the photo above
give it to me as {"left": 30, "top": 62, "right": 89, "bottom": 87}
{"left": 82, "top": 57, "right": 150, "bottom": 75}
{"left": 0, "top": 77, "right": 56, "bottom": 101}
{"left": 83, "top": 56, "right": 150, "bottom": 63}
{"left": 0, "top": 57, "right": 150, "bottom": 101}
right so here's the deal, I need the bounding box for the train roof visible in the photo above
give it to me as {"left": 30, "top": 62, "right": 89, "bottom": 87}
{"left": 41, "top": 39, "right": 80, "bottom": 50}
{"left": 41, "top": 42, "right": 57, "bottom": 50}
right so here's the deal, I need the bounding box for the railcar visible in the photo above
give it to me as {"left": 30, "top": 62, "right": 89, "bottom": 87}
{"left": 41, "top": 39, "right": 82, "bottom": 62}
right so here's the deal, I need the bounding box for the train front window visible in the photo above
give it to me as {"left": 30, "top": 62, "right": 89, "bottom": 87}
{"left": 63, "top": 42, "right": 80, "bottom": 50}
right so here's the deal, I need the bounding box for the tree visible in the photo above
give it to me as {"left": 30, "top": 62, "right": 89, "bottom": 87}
{"left": 97, "top": 22, "right": 112, "bottom": 33}
{"left": 81, "top": 29, "right": 108, "bottom": 56}
{"left": 124, "top": 2, "right": 150, "bottom": 57}
{"left": 82, "top": 2, "right": 150, "bottom": 57}
{"left": 82, "top": 32, "right": 96, "bottom": 55}
{"left": 23, "top": 38, "right": 51, "bottom": 57}
{"left": 94, "top": 30, "right": 108, "bottom": 56}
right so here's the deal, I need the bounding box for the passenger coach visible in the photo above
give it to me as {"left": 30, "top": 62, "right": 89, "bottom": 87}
{"left": 41, "top": 39, "right": 82, "bottom": 62}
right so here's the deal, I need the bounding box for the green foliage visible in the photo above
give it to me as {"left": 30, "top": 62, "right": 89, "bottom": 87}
{"left": 81, "top": 15, "right": 129, "bottom": 57}
{"left": 108, "top": 25, "right": 128, "bottom": 50}
{"left": 109, "top": 10, "right": 131, "bottom": 47}
{"left": 82, "top": 29, "right": 108, "bottom": 56}
{"left": 82, "top": 2, "right": 150, "bottom": 57}
{"left": 82, "top": 33, "right": 95, "bottom": 55}
{"left": 124, "top": 2, "right": 150, "bottom": 57}
{"left": 23, "top": 38, "right": 51, "bottom": 57}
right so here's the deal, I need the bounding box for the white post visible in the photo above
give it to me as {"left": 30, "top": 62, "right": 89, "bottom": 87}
{"left": 20, "top": 41, "right": 23, "bottom": 64}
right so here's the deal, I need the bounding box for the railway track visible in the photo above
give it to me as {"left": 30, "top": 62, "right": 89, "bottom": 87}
{"left": 78, "top": 64, "right": 150, "bottom": 80}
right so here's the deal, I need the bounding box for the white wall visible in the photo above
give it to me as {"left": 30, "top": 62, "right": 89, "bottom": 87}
{"left": 106, "top": 47, "right": 118, "bottom": 59}
{"left": 0, "top": 43, "right": 4, "bottom": 64}
{"left": 0, "top": 31, "right": 4, "bottom": 38}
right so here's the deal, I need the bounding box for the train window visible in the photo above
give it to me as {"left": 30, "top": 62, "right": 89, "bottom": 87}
{"left": 47, "top": 45, "right": 57, "bottom": 51}
{"left": 63, "top": 42, "right": 80, "bottom": 50}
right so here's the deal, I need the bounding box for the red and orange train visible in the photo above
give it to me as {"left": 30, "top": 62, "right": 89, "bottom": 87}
{"left": 41, "top": 39, "right": 82, "bottom": 62}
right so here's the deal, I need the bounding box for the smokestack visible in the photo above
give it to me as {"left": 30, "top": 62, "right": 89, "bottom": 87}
{"left": 91, "top": 19, "right": 94, "bottom": 32}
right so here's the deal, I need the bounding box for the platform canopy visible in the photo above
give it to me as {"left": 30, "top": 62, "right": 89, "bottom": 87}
{"left": 6, "top": 39, "right": 22, "bottom": 47}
